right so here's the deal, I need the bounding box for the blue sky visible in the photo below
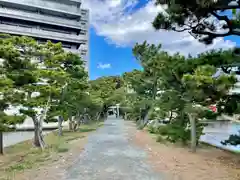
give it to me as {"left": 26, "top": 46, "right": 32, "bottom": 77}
{"left": 85, "top": 0, "right": 240, "bottom": 80}
{"left": 89, "top": 27, "right": 142, "bottom": 80}
{"left": 87, "top": 0, "right": 148, "bottom": 80}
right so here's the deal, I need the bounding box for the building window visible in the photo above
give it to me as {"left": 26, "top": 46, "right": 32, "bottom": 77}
{"left": 41, "top": 27, "right": 71, "bottom": 34}
{"left": 79, "top": 30, "right": 87, "bottom": 35}
{"left": 76, "top": 17, "right": 81, "bottom": 22}
{"left": 62, "top": 44, "right": 71, "bottom": 48}
{"left": 81, "top": 11, "right": 87, "bottom": 15}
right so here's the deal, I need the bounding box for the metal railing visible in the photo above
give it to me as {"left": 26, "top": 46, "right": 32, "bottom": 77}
{"left": 0, "top": 24, "right": 87, "bottom": 43}
{"left": 0, "top": 7, "right": 83, "bottom": 29}
{"left": 0, "top": 0, "right": 80, "bottom": 15}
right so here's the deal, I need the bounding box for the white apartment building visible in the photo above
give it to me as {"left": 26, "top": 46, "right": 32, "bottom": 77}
{"left": 0, "top": 0, "right": 89, "bottom": 72}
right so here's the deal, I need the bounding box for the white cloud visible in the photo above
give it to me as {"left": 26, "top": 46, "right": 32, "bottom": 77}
{"left": 82, "top": 0, "right": 236, "bottom": 56}
{"left": 97, "top": 62, "right": 112, "bottom": 69}
{"left": 109, "top": 0, "right": 122, "bottom": 7}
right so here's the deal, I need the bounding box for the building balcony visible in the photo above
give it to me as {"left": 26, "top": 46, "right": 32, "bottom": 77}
{"left": 0, "top": 0, "right": 81, "bottom": 17}
{"left": 80, "top": 9, "right": 89, "bottom": 21}
{"left": 64, "top": 49, "right": 88, "bottom": 60}
{"left": 0, "top": 7, "right": 84, "bottom": 29}
{"left": 70, "top": 0, "right": 82, "bottom": 4}
{"left": 55, "top": 0, "right": 82, "bottom": 6}
{"left": 63, "top": 48, "right": 81, "bottom": 54}
{"left": 0, "top": 24, "right": 87, "bottom": 44}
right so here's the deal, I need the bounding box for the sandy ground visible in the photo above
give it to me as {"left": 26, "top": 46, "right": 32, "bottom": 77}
{"left": 63, "top": 116, "right": 163, "bottom": 180}
{"left": 6, "top": 120, "right": 240, "bottom": 180}
{"left": 13, "top": 134, "right": 89, "bottom": 180}
{"left": 126, "top": 121, "right": 240, "bottom": 180}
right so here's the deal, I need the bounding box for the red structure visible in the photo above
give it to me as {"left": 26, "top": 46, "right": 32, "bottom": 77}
{"left": 209, "top": 105, "right": 217, "bottom": 113}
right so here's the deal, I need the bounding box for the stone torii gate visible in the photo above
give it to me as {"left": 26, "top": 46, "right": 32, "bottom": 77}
{"left": 108, "top": 104, "right": 120, "bottom": 118}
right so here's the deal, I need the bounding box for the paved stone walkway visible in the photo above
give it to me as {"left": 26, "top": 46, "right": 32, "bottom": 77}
{"left": 63, "top": 116, "right": 164, "bottom": 180}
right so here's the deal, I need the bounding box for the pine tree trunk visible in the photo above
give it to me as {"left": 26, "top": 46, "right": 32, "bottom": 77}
{"left": 169, "top": 110, "right": 173, "bottom": 122}
{"left": 33, "top": 118, "right": 45, "bottom": 149}
{"left": 73, "top": 113, "right": 80, "bottom": 131}
{"left": 33, "top": 124, "right": 44, "bottom": 148}
{"left": 78, "top": 114, "right": 82, "bottom": 126}
{"left": 0, "top": 131, "right": 3, "bottom": 155}
{"left": 83, "top": 114, "right": 88, "bottom": 124}
{"left": 143, "top": 109, "right": 150, "bottom": 127}
{"left": 69, "top": 115, "right": 73, "bottom": 131}
{"left": 189, "top": 113, "right": 197, "bottom": 153}
{"left": 142, "top": 74, "right": 158, "bottom": 128}
{"left": 96, "top": 112, "right": 100, "bottom": 121}
{"left": 73, "top": 122, "right": 78, "bottom": 131}
{"left": 116, "top": 105, "right": 120, "bottom": 118}
{"left": 104, "top": 111, "right": 108, "bottom": 119}
{"left": 33, "top": 94, "right": 50, "bottom": 149}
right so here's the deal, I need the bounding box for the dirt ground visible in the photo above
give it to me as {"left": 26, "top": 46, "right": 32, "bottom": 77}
{"left": 0, "top": 123, "right": 102, "bottom": 180}
{"left": 15, "top": 136, "right": 89, "bottom": 180}
{"left": 2, "top": 121, "right": 239, "bottom": 180}
{"left": 126, "top": 121, "right": 240, "bottom": 180}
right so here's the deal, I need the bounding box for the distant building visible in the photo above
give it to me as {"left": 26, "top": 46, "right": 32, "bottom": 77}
{"left": 0, "top": 0, "right": 89, "bottom": 73}
{"left": 214, "top": 67, "right": 240, "bottom": 95}
{"left": 125, "top": 84, "right": 135, "bottom": 94}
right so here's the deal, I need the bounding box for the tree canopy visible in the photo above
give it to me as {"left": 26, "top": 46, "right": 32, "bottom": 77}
{"left": 153, "top": 0, "right": 240, "bottom": 44}
{"left": 1, "top": 33, "right": 240, "bottom": 154}
{"left": 122, "top": 41, "right": 240, "bottom": 150}
{"left": 0, "top": 34, "right": 99, "bottom": 152}
{"left": 89, "top": 76, "right": 124, "bottom": 107}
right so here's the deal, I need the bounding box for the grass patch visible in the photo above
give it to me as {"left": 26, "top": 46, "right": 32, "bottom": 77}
{"left": 156, "top": 135, "right": 165, "bottom": 143}
{"left": 137, "top": 124, "right": 145, "bottom": 130}
{"left": 6, "top": 161, "right": 33, "bottom": 172}
{"left": 79, "top": 126, "right": 97, "bottom": 132}
{"left": 79, "top": 122, "right": 104, "bottom": 132}
{"left": 0, "top": 122, "right": 103, "bottom": 179}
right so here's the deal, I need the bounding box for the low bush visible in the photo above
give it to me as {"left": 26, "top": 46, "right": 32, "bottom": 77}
{"left": 147, "top": 125, "right": 156, "bottom": 133}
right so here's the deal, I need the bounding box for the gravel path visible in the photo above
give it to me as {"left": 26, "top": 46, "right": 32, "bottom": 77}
{"left": 63, "top": 116, "right": 164, "bottom": 180}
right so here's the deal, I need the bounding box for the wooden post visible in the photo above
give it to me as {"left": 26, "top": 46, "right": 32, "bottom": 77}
{"left": 189, "top": 113, "right": 197, "bottom": 153}
{"left": 116, "top": 104, "right": 120, "bottom": 118}
{"left": 0, "top": 131, "right": 3, "bottom": 155}
{"left": 58, "top": 116, "right": 63, "bottom": 136}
